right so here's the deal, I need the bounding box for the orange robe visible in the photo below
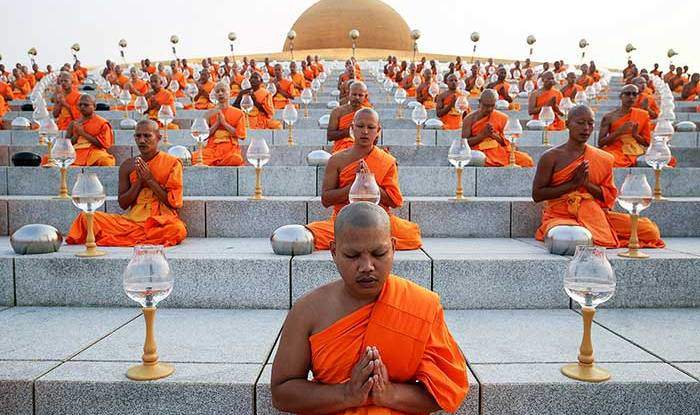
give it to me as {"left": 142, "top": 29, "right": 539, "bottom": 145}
{"left": 307, "top": 147, "right": 422, "bottom": 250}
{"left": 247, "top": 88, "right": 282, "bottom": 129}
{"left": 192, "top": 107, "right": 246, "bottom": 166}
{"left": 115, "top": 74, "right": 129, "bottom": 88}
{"left": 35, "top": 71, "right": 46, "bottom": 81}
{"left": 417, "top": 86, "right": 436, "bottom": 110}
{"left": 309, "top": 275, "right": 468, "bottom": 415}
{"left": 561, "top": 83, "right": 583, "bottom": 99}
{"left": 272, "top": 79, "right": 295, "bottom": 109}
{"left": 65, "top": 115, "right": 116, "bottom": 166}
{"left": 194, "top": 80, "right": 216, "bottom": 109}
{"left": 404, "top": 75, "right": 418, "bottom": 97}
{"left": 230, "top": 72, "right": 244, "bottom": 96}
{"left": 0, "top": 95, "right": 8, "bottom": 118}
{"left": 145, "top": 65, "right": 156, "bottom": 75}
{"left": 0, "top": 82, "right": 15, "bottom": 102}
{"left": 470, "top": 110, "right": 534, "bottom": 167}
{"left": 682, "top": 85, "right": 698, "bottom": 101}
{"left": 13, "top": 78, "right": 31, "bottom": 99}
{"left": 147, "top": 89, "right": 179, "bottom": 130}
{"left": 576, "top": 75, "right": 594, "bottom": 88}
{"left": 291, "top": 72, "right": 307, "bottom": 92}
{"left": 535, "top": 145, "right": 664, "bottom": 248}
{"left": 66, "top": 151, "right": 187, "bottom": 247}
{"left": 532, "top": 89, "right": 565, "bottom": 131}
{"left": 172, "top": 72, "right": 187, "bottom": 98}
{"left": 439, "top": 92, "right": 467, "bottom": 130}
{"left": 633, "top": 93, "right": 660, "bottom": 120}
{"left": 56, "top": 89, "right": 82, "bottom": 130}
{"left": 492, "top": 82, "right": 521, "bottom": 110}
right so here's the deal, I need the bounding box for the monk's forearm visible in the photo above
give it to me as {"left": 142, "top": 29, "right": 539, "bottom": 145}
{"left": 436, "top": 106, "right": 450, "bottom": 117}
{"left": 322, "top": 185, "right": 351, "bottom": 207}
{"left": 145, "top": 181, "right": 173, "bottom": 209}
{"left": 327, "top": 129, "right": 350, "bottom": 141}
{"left": 380, "top": 383, "right": 440, "bottom": 413}
{"left": 378, "top": 188, "right": 397, "bottom": 208}
{"left": 584, "top": 181, "right": 604, "bottom": 202}
{"left": 466, "top": 136, "right": 484, "bottom": 148}
{"left": 272, "top": 380, "right": 356, "bottom": 414}
{"left": 532, "top": 181, "right": 578, "bottom": 202}
{"left": 118, "top": 183, "right": 142, "bottom": 210}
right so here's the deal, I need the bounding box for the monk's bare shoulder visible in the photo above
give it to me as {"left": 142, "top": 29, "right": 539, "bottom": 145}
{"left": 291, "top": 280, "right": 343, "bottom": 333}
{"left": 539, "top": 144, "right": 569, "bottom": 164}
{"left": 463, "top": 110, "right": 480, "bottom": 123}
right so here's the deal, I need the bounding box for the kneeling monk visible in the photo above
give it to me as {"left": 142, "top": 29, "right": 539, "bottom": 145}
{"left": 327, "top": 81, "right": 372, "bottom": 153}
{"left": 234, "top": 72, "right": 282, "bottom": 129}
{"left": 308, "top": 109, "right": 422, "bottom": 250}
{"left": 272, "top": 202, "right": 468, "bottom": 414}
{"left": 598, "top": 85, "right": 676, "bottom": 168}
{"left": 462, "top": 89, "right": 534, "bottom": 167}
{"left": 66, "top": 120, "right": 187, "bottom": 247}
{"left": 533, "top": 105, "right": 664, "bottom": 248}
{"left": 62, "top": 94, "right": 116, "bottom": 166}
{"left": 192, "top": 82, "right": 246, "bottom": 166}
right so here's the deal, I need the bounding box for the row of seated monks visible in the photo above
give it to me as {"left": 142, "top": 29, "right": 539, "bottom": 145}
{"left": 63, "top": 104, "right": 664, "bottom": 254}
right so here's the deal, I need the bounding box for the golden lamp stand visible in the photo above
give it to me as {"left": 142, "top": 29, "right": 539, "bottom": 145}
{"left": 75, "top": 211, "right": 106, "bottom": 257}
{"left": 561, "top": 306, "right": 611, "bottom": 383}
{"left": 507, "top": 139, "right": 521, "bottom": 168}
{"left": 126, "top": 307, "right": 174, "bottom": 381}
{"left": 287, "top": 124, "right": 295, "bottom": 146}
{"left": 54, "top": 167, "right": 70, "bottom": 199}
{"left": 618, "top": 213, "right": 649, "bottom": 259}
{"left": 415, "top": 124, "right": 423, "bottom": 147}
{"left": 194, "top": 141, "right": 205, "bottom": 166}
{"left": 250, "top": 167, "right": 264, "bottom": 201}
{"left": 451, "top": 167, "right": 467, "bottom": 201}
{"left": 542, "top": 128, "right": 551, "bottom": 147}
{"left": 653, "top": 169, "right": 666, "bottom": 201}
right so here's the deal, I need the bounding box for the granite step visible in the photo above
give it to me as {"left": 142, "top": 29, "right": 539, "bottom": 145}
{"left": 1, "top": 237, "right": 698, "bottom": 309}
{"left": 0, "top": 306, "right": 696, "bottom": 414}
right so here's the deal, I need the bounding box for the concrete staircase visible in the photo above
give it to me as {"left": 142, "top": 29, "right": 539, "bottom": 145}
{"left": 0, "top": 67, "right": 697, "bottom": 414}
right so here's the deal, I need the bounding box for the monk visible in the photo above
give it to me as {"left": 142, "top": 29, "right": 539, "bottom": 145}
{"left": 401, "top": 63, "right": 419, "bottom": 97}
{"left": 462, "top": 89, "right": 534, "bottom": 167}
{"left": 194, "top": 70, "right": 216, "bottom": 109}
{"left": 561, "top": 73, "right": 584, "bottom": 99}
{"left": 528, "top": 71, "right": 565, "bottom": 131}
{"left": 338, "top": 65, "right": 360, "bottom": 105}
{"left": 73, "top": 60, "right": 88, "bottom": 81}
{"left": 302, "top": 61, "right": 316, "bottom": 85}
{"left": 533, "top": 105, "right": 664, "bottom": 248}
{"left": 271, "top": 64, "right": 295, "bottom": 109}
{"left": 126, "top": 67, "right": 150, "bottom": 99}
{"left": 576, "top": 64, "right": 594, "bottom": 88}
{"left": 308, "top": 108, "right": 422, "bottom": 251}
{"left": 61, "top": 95, "right": 116, "bottom": 166}
{"left": 0, "top": 78, "right": 15, "bottom": 104}
{"left": 436, "top": 74, "right": 468, "bottom": 130}
{"left": 11, "top": 69, "right": 31, "bottom": 99}
{"left": 290, "top": 61, "right": 306, "bottom": 94}
{"left": 192, "top": 82, "right": 246, "bottom": 166}
{"left": 327, "top": 82, "right": 372, "bottom": 153}
{"left": 272, "top": 202, "right": 468, "bottom": 414}
{"left": 631, "top": 77, "right": 659, "bottom": 120}
{"left": 518, "top": 69, "right": 538, "bottom": 92}
{"left": 680, "top": 73, "right": 699, "bottom": 101}
{"left": 486, "top": 67, "right": 520, "bottom": 110}
{"left": 599, "top": 85, "right": 675, "bottom": 168}
{"left": 53, "top": 72, "right": 82, "bottom": 130}
{"left": 112, "top": 65, "right": 129, "bottom": 88}
{"left": 416, "top": 69, "right": 436, "bottom": 109}
{"left": 66, "top": 120, "right": 187, "bottom": 247}
{"left": 169, "top": 62, "right": 188, "bottom": 98}
{"left": 668, "top": 67, "right": 686, "bottom": 93}
{"left": 145, "top": 74, "right": 179, "bottom": 130}
{"left": 233, "top": 72, "right": 282, "bottom": 129}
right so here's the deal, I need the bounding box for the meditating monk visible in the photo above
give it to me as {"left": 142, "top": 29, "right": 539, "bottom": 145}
{"left": 302, "top": 61, "right": 316, "bottom": 85}
{"left": 486, "top": 67, "right": 520, "bottom": 110}
{"left": 73, "top": 60, "right": 88, "bottom": 81}
{"left": 680, "top": 73, "right": 699, "bottom": 101}
{"left": 518, "top": 69, "right": 538, "bottom": 92}
{"left": 561, "top": 73, "right": 584, "bottom": 99}
{"left": 401, "top": 63, "right": 419, "bottom": 97}
{"left": 533, "top": 105, "right": 664, "bottom": 248}
{"left": 528, "top": 71, "right": 565, "bottom": 131}
{"left": 58, "top": 95, "right": 116, "bottom": 166}
{"left": 233, "top": 72, "right": 282, "bottom": 129}
{"left": 21, "top": 66, "right": 36, "bottom": 88}
{"left": 191, "top": 82, "right": 246, "bottom": 166}
{"left": 576, "top": 64, "right": 594, "bottom": 88}
{"left": 436, "top": 74, "right": 468, "bottom": 130}
{"left": 290, "top": 61, "right": 307, "bottom": 94}
{"left": 650, "top": 63, "right": 662, "bottom": 77}
{"left": 339, "top": 65, "right": 360, "bottom": 105}
{"left": 668, "top": 67, "right": 686, "bottom": 93}
{"left": 169, "top": 62, "right": 187, "bottom": 98}
{"left": 271, "top": 64, "right": 295, "bottom": 109}
{"left": 308, "top": 108, "right": 423, "bottom": 251}
{"left": 113, "top": 65, "right": 129, "bottom": 88}
{"left": 416, "top": 69, "right": 436, "bottom": 109}
{"left": 11, "top": 68, "right": 31, "bottom": 99}
{"left": 272, "top": 202, "right": 468, "bottom": 415}
{"left": 599, "top": 85, "right": 675, "bottom": 168}
{"left": 53, "top": 72, "right": 82, "bottom": 130}
{"left": 328, "top": 81, "right": 372, "bottom": 153}
{"left": 145, "top": 74, "right": 179, "bottom": 130}
{"left": 462, "top": 89, "right": 534, "bottom": 167}
{"left": 631, "top": 77, "right": 659, "bottom": 119}
{"left": 194, "top": 70, "right": 216, "bottom": 109}
{"left": 126, "top": 67, "right": 150, "bottom": 99}
{"left": 66, "top": 119, "right": 187, "bottom": 247}
{"left": 0, "top": 78, "right": 15, "bottom": 104}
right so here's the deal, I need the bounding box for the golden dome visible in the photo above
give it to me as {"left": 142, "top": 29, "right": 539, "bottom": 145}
{"left": 283, "top": 0, "right": 414, "bottom": 52}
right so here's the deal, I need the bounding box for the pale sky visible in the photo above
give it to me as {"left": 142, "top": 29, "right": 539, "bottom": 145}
{"left": 2, "top": 0, "right": 698, "bottom": 71}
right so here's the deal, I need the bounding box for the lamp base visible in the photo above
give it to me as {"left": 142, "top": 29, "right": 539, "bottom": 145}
{"left": 76, "top": 249, "right": 107, "bottom": 257}
{"left": 561, "top": 363, "right": 611, "bottom": 383}
{"left": 449, "top": 196, "right": 468, "bottom": 202}
{"left": 618, "top": 250, "right": 649, "bottom": 259}
{"left": 53, "top": 195, "right": 71, "bottom": 200}
{"left": 126, "top": 362, "right": 175, "bottom": 381}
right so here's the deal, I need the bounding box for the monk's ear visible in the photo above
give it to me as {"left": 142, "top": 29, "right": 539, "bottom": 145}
{"left": 330, "top": 239, "right": 336, "bottom": 259}
{"left": 390, "top": 237, "right": 397, "bottom": 252}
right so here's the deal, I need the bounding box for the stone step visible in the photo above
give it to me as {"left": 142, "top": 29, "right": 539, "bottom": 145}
{"left": 2, "top": 166, "right": 699, "bottom": 199}
{"left": 2, "top": 237, "right": 698, "bottom": 309}
{"left": 0, "top": 195, "right": 697, "bottom": 239}
{"left": 1, "top": 306, "right": 696, "bottom": 414}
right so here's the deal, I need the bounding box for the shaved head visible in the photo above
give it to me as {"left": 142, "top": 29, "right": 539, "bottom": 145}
{"left": 136, "top": 119, "right": 159, "bottom": 132}
{"left": 568, "top": 104, "right": 594, "bottom": 121}
{"left": 349, "top": 81, "right": 367, "bottom": 93}
{"left": 480, "top": 88, "right": 498, "bottom": 102}
{"left": 353, "top": 107, "right": 379, "bottom": 124}
{"left": 334, "top": 202, "right": 391, "bottom": 248}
